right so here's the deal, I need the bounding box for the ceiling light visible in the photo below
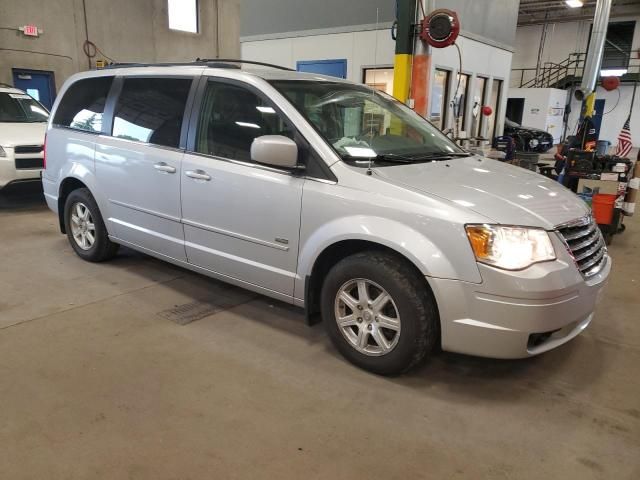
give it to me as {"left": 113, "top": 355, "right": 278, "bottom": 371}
{"left": 600, "top": 68, "right": 627, "bottom": 77}
{"left": 565, "top": 0, "right": 583, "bottom": 7}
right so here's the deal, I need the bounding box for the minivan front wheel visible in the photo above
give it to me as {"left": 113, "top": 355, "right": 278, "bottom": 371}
{"left": 321, "top": 251, "right": 438, "bottom": 375}
{"left": 64, "top": 188, "right": 119, "bottom": 262}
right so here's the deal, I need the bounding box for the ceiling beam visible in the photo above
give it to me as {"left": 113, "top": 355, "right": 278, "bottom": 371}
{"left": 518, "top": 3, "right": 640, "bottom": 25}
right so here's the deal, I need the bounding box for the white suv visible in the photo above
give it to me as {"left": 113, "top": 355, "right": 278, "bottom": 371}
{"left": 42, "top": 62, "right": 610, "bottom": 375}
{"left": 0, "top": 84, "right": 49, "bottom": 190}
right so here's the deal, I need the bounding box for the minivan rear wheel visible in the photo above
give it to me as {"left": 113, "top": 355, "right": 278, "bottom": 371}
{"left": 64, "top": 188, "right": 119, "bottom": 262}
{"left": 321, "top": 251, "right": 438, "bottom": 375}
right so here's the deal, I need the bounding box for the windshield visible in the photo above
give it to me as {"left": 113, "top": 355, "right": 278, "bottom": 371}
{"left": 0, "top": 92, "right": 49, "bottom": 123}
{"left": 269, "top": 80, "right": 464, "bottom": 162}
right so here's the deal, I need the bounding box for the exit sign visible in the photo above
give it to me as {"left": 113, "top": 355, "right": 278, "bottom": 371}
{"left": 22, "top": 25, "right": 39, "bottom": 37}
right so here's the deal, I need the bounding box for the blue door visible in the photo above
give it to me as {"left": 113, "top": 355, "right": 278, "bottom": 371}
{"left": 297, "top": 59, "right": 347, "bottom": 79}
{"left": 12, "top": 69, "right": 55, "bottom": 110}
{"left": 592, "top": 99, "right": 605, "bottom": 139}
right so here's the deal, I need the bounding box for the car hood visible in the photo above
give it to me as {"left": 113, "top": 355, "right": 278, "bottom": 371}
{"left": 372, "top": 156, "right": 588, "bottom": 229}
{"left": 0, "top": 122, "right": 47, "bottom": 147}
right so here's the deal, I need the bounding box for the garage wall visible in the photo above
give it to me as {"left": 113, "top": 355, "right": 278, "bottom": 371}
{"left": 566, "top": 85, "right": 639, "bottom": 148}
{"left": 0, "top": 0, "right": 240, "bottom": 93}
{"left": 511, "top": 16, "right": 639, "bottom": 147}
{"left": 511, "top": 15, "right": 640, "bottom": 86}
{"left": 507, "top": 88, "right": 568, "bottom": 143}
{"left": 241, "top": 0, "right": 518, "bottom": 49}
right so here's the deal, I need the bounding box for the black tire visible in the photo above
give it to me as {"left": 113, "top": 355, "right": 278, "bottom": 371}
{"left": 321, "top": 251, "right": 439, "bottom": 376}
{"left": 64, "top": 188, "right": 119, "bottom": 262}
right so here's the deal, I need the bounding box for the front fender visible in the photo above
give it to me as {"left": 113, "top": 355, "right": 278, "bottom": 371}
{"left": 295, "top": 215, "right": 482, "bottom": 300}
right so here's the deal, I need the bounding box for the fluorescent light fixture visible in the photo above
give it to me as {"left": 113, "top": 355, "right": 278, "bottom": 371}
{"left": 235, "top": 121, "right": 261, "bottom": 129}
{"left": 256, "top": 106, "right": 276, "bottom": 114}
{"left": 565, "top": 0, "right": 583, "bottom": 7}
{"left": 600, "top": 68, "right": 627, "bottom": 77}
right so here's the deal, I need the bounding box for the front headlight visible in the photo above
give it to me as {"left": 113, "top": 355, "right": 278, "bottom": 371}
{"left": 0, "top": 146, "right": 6, "bottom": 157}
{"left": 465, "top": 224, "right": 556, "bottom": 270}
{"left": 529, "top": 138, "right": 539, "bottom": 148}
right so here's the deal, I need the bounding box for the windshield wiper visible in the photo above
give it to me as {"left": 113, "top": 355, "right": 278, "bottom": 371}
{"left": 342, "top": 151, "right": 471, "bottom": 165}
{"left": 342, "top": 153, "right": 415, "bottom": 164}
{"left": 410, "top": 152, "right": 472, "bottom": 161}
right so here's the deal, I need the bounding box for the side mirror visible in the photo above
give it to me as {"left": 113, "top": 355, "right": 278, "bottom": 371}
{"left": 251, "top": 135, "right": 299, "bottom": 169}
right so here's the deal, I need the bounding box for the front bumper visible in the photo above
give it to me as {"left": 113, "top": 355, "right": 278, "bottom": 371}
{"left": 430, "top": 251, "right": 611, "bottom": 359}
{"left": 0, "top": 147, "right": 43, "bottom": 189}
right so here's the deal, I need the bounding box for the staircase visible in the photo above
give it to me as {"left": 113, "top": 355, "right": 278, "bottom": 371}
{"left": 512, "top": 52, "right": 640, "bottom": 89}
{"left": 513, "top": 53, "right": 586, "bottom": 89}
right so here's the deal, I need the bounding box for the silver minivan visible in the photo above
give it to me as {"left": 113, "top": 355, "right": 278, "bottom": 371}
{"left": 43, "top": 62, "right": 610, "bottom": 375}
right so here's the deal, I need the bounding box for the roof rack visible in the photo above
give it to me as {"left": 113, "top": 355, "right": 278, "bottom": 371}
{"left": 103, "top": 59, "right": 294, "bottom": 71}
{"left": 196, "top": 59, "right": 295, "bottom": 71}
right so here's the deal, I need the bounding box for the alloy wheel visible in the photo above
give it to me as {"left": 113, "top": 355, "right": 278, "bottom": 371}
{"left": 334, "top": 278, "right": 401, "bottom": 356}
{"left": 70, "top": 202, "right": 96, "bottom": 250}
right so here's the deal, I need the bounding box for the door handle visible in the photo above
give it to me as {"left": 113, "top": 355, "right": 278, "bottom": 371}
{"left": 185, "top": 169, "right": 211, "bottom": 181}
{"left": 154, "top": 162, "right": 176, "bottom": 174}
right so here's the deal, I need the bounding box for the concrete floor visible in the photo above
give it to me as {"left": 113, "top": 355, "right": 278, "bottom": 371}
{"left": 1, "top": 182, "right": 639, "bottom": 480}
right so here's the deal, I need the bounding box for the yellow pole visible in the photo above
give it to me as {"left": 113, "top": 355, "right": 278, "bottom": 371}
{"left": 584, "top": 91, "right": 597, "bottom": 118}
{"left": 393, "top": 54, "right": 413, "bottom": 103}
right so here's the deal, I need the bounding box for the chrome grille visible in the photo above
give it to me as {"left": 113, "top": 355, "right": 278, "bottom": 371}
{"left": 557, "top": 216, "right": 607, "bottom": 277}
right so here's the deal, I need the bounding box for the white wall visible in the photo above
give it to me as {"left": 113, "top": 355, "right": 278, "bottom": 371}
{"left": 513, "top": 15, "right": 640, "bottom": 70}
{"left": 566, "top": 85, "right": 639, "bottom": 148}
{"left": 242, "top": 30, "right": 513, "bottom": 136}
{"left": 512, "top": 15, "right": 640, "bottom": 87}
{"left": 511, "top": 16, "right": 639, "bottom": 147}
{"left": 508, "top": 88, "right": 568, "bottom": 143}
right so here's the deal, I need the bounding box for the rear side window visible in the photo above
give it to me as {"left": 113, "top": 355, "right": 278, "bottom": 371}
{"left": 53, "top": 76, "right": 113, "bottom": 132}
{"left": 112, "top": 77, "right": 192, "bottom": 148}
{"left": 195, "top": 81, "right": 294, "bottom": 162}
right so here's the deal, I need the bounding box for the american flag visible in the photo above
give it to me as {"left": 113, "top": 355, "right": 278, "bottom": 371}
{"left": 615, "top": 117, "right": 633, "bottom": 158}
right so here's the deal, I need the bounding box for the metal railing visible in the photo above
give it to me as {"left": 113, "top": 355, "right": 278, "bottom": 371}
{"left": 511, "top": 53, "right": 586, "bottom": 88}
{"left": 511, "top": 52, "right": 640, "bottom": 89}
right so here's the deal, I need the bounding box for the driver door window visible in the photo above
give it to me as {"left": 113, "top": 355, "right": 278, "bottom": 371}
{"left": 195, "top": 81, "right": 294, "bottom": 163}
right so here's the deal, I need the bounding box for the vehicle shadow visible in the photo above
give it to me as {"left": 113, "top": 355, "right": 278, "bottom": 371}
{"left": 0, "top": 182, "right": 46, "bottom": 211}
{"left": 117, "top": 248, "right": 606, "bottom": 404}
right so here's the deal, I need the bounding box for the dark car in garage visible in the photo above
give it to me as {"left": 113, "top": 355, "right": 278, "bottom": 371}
{"left": 496, "top": 118, "right": 555, "bottom": 153}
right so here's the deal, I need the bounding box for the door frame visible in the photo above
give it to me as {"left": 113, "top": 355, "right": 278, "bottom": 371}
{"left": 11, "top": 68, "right": 57, "bottom": 107}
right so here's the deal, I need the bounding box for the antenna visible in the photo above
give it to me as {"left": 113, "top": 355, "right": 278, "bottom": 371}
{"left": 366, "top": 7, "right": 380, "bottom": 176}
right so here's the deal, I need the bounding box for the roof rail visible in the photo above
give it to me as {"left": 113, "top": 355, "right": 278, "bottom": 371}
{"left": 102, "top": 59, "right": 294, "bottom": 71}
{"left": 0, "top": 82, "right": 16, "bottom": 88}
{"left": 196, "top": 58, "right": 295, "bottom": 71}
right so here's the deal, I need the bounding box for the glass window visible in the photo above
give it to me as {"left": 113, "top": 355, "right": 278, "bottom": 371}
{"left": 473, "top": 76, "right": 488, "bottom": 138}
{"left": 363, "top": 68, "right": 394, "bottom": 95}
{"left": 53, "top": 77, "right": 113, "bottom": 132}
{"left": 270, "top": 80, "right": 465, "bottom": 164}
{"left": 430, "top": 69, "right": 450, "bottom": 130}
{"left": 486, "top": 79, "right": 502, "bottom": 140}
{"left": 453, "top": 73, "right": 469, "bottom": 135}
{"left": 0, "top": 92, "right": 49, "bottom": 123}
{"left": 112, "top": 78, "right": 191, "bottom": 148}
{"left": 195, "top": 81, "right": 295, "bottom": 162}
{"left": 168, "top": 0, "right": 198, "bottom": 33}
